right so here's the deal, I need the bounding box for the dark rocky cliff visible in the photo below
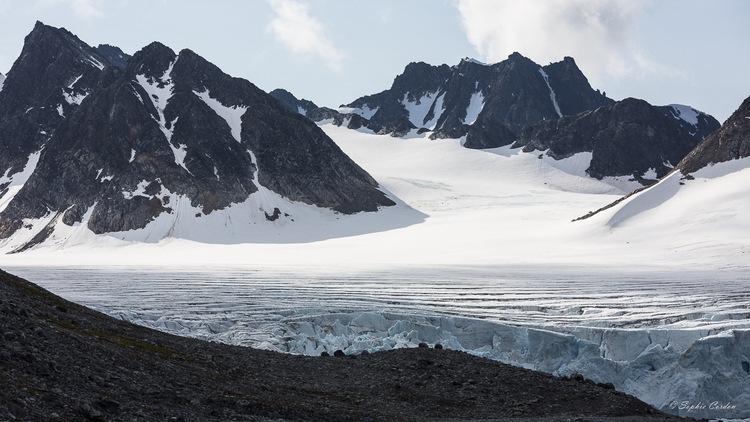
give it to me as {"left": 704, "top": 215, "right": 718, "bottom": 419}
{"left": 676, "top": 95, "right": 750, "bottom": 175}
{"left": 0, "top": 23, "right": 394, "bottom": 247}
{"left": 269, "top": 88, "right": 318, "bottom": 115}
{"left": 513, "top": 98, "right": 700, "bottom": 184}
{"left": 345, "top": 61, "right": 453, "bottom": 128}
{"left": 0, "top": 21, "right": 112, "bottom": 179}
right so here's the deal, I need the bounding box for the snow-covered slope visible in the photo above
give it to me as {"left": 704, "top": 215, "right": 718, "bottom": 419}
{"left": 0, "top": 72, "right": 5, "bottom": 92}
{"left": 576, "top": 94, "right": 750, "bottom": 265}
{"left": 582, "top": 157, "right": 750, "bottom": 265}
{"left": 3, "top": 121, "right": 747, "bottom": 268}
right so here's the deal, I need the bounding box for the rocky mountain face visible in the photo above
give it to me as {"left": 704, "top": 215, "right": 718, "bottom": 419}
{"left": 313, "top": 54, "right": 613, "bottom": 149}
{"left": 513, "top": 98, "right": 700, "bottom": 184}
{"left": 676, "top": 94, "right": 750, "bottom": 175}
{"left": 304, "top": 55, "right": 719, "bottom": 188}
{"left": 0, "top": 23, "right": 394, "bottom": 250}
{"left": 0, "top": 22, "right": 110, "bottom": 181}
{"left": 269, "top": 88, "right": 317, "bottom": 115}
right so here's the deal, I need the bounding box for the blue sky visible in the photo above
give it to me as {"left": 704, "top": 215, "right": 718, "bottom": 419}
{"left": 0, "top": 0, "right": 748, "bottom": 122}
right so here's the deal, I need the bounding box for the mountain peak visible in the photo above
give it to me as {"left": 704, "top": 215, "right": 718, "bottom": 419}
{"left": 542, "top": 56, "right": 613, "bottom": 116}
{"left": 126, "top": 41, "right": 176, "bottom": 78}
{"left": 0, "top": 22, "right": 115, "bottom": 179}
{"left": 0, "top": 23, "right": 394, "bottom": 249}
{"left": 24, "top": 21, "right": 107, "bottom": 69}
{"left": 338, "top": 53, "right": 612, "bottom": 140}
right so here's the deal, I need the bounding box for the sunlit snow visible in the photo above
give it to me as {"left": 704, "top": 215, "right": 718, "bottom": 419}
{"left": 67, "top": 74, "right": 83, "bottom": 88}
{"left": 193, "top": 89, "right": 247, "bottom": 143}
{"left": 86, "top": 55, "right": 105, "bottom": 71}
{"left": 401, "top": 92, "right": 443, "bottom": 128}
{"left": 462, "top": 91, "right": 484, "bottom": 125}
{"left": 665, "top": 104, "right": 702, "bottom": 126}
{"left": 464, "top": 57, "right": 488, "bottom": 66}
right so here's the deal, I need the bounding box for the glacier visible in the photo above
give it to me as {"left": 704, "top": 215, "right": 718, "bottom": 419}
{"left": 3, "top": 264, "right": 748, "bottom": 420}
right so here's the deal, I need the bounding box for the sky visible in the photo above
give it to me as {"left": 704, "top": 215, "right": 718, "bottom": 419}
{"left": 0, "top": 0, "right": 748, "bottom": 122}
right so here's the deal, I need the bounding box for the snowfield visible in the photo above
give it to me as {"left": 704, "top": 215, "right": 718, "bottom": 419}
{"left": 1, "top": 124, "right": 749, "bottom": 419}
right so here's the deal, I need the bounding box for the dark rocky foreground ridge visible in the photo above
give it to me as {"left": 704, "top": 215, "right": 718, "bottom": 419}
{"left": 0, "top": 269, "right": 702, "bottom": 422}
{"left": 0, "top": 22, "right": 394, "bottom": 249}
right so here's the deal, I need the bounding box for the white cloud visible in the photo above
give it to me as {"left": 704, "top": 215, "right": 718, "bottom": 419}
{"left": 455, "top": 0, "right": 665, "bottom": 82}
{"left": 266, "top": 0, "right": 345, "bottom": 71}
{"left": 44, "top": 0, "right": 103, "bottom": 18}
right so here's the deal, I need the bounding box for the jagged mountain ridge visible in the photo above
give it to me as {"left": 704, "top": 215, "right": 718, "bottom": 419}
{"left": 293, "top": 52, "right": 719, "bottom": 189}
{"left": 328, "top": 54, "right": 614, "bottom": 148}
{"left": 0, "top": 23, "right": 394, "bottom": 250}
{"left": 513, "top": 98, "right": 702, "bottom": 184}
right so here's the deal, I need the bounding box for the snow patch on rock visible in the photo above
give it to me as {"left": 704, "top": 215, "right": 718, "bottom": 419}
{"left": 135, "top": 60, "right": 190, "bottom": 172}
{"left": 0, "top": 150, "right": 43, "bottom": 213}
{"left": 193, "top": 89, "right": 247, "bottom": 143}
{"left": 462, "top": 91, "right": 485, "bottom": 125}
{"left": 665, "top": 104, "right": 701, "bottom": 126}
{"left": 539, "top": 68, "right": 562, "bottom": 118}
{"left": 340, "top": 105, "right": 379, "bottom": 120}
{"left": 402, "top": 92, "right": 443, "bottom": 128}
{"left": 62, "top": 88, "right": 88, "bottom": 105}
